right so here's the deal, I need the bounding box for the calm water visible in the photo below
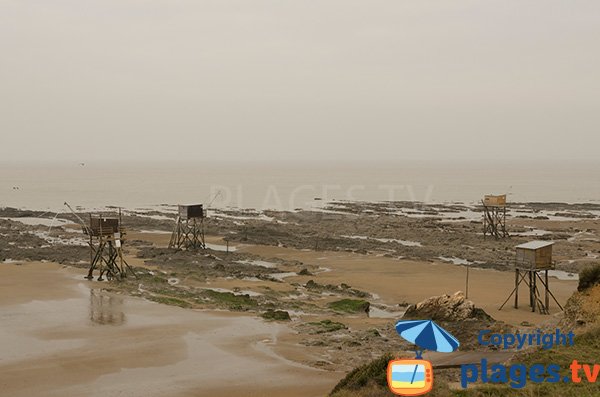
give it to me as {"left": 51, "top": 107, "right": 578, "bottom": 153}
{"left": 0, "top": 161, "right": 598, "bottom": 212}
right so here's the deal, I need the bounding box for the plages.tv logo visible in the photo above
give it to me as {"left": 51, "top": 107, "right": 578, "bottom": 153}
{"left": 387, "top": 320, "right": 460, "bottom": 396}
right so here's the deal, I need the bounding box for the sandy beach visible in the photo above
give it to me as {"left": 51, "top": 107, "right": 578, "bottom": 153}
{"left": 4, "top": 4, "right": 599, "bottom": 394}
{"left": 238, "top": 244, "right": 578, "bottom": 326}
{"left": 0, "top": 200, "right": 596, "bottom": 396}
{"left": 0, "top": 262, "right": 339, "bottom": 397}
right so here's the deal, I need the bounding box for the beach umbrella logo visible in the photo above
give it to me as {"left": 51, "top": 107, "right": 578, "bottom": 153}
{"left": 395, "top": 319, "right": 460, "bottom": 355}
{"left": 387, "top": 320, "right": 459, "bottom": 396}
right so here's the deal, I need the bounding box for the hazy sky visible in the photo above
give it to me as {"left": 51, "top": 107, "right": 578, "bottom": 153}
{"left": 1, "top": 1, "right": 599, "bottom": 163}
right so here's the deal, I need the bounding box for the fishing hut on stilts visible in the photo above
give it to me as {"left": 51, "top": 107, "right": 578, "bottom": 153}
{"left": 169, "top": 204, "right": 206, "bottom": 250}
{"left": 499, "top": 241, "right": 563, "bottom": 314}
{"left": 482, "top": 194, "right": 508, "bottom": 239}
{"left": 84, "top": 210, "right": 136, "bottom": 281}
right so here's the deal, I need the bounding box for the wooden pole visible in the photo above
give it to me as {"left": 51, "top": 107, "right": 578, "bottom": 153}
{"left": 514, "top": 269, "right": 519, "bottom": 309}
{"left": 89, "top": 214, "right": 93, "bottom": 272}
{"left": 531, "top": 271, "right": 537, "bottom": 312}
{"left": 545, "top": 270, "right": 550, "bottom": 311}
{"left": 503, "top": 206, "right": 507, "bottom": 237}
{"left": 465, "top": 265, "right": 470, "bottom": 299}
{"left": 528, "top": 271, "right": 533, "bottom": 311}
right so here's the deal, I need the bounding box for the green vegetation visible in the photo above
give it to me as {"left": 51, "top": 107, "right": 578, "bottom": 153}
{"left": 201, "top": 289, "right": 258, "bottom": 311}
{"left": 261, "top": 310, "right": 291, "bottom": 321}
{"left": 328, "top": 299, "right": 370, "bottom": 313}
{"left": 148, "top": 295, "right": 192, "bottom": 308}
{"left": 308, "top": 319, "right": 347, "bottom": 334}
{"left": 139, "top": 272, "right": 169, "bottom": 284}
{"left": 451, "top": 382, "right": 600, "bottom": 397}
{"left": 330, "top": 353, "right": 391, "bottom": 396}
{"left": 153, "top": 287, "right": 195, "bottom": 299}
{"left": 578, "top": 264, "right": 600, "bottom": 291}
{"left": 330, "top": 327, "right": 600, "bottom": 397}
{"left": 304, "top": 280, "right": 370, "bottom": 298}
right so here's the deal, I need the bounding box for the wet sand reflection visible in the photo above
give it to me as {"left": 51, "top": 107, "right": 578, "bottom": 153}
{"left": 89, "top": 289, "right": 125, "bottom": 325}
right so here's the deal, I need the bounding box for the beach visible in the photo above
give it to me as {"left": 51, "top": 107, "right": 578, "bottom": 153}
{"left": 0, "top": 200, "right": 596, "bottom": 395}
{"left": 4, "top": 2, "right": 600, "bottom": 395}
{"left": 0, "top": 262, "right": 338, "bottom": 397}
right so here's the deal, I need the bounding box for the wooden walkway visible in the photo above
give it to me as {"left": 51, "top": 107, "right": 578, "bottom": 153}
{"left": 420, "top": 351, "right": 515, "bottom": 369}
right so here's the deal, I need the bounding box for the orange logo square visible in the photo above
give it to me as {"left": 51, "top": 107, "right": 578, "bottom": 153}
{"left": 387, "top": 359, "right": 434, "bottom": 396}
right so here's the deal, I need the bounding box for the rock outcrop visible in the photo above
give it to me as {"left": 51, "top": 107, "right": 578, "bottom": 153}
{"left": 560, "top": 284, "right": 600, "bottom": 331}
{"left": 403, "top": 291, "right": 492, "bottom": 322}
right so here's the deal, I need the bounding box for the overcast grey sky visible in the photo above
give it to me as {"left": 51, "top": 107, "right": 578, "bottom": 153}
{"left": 1, "top": 1, "right": 599, "bottom": 163}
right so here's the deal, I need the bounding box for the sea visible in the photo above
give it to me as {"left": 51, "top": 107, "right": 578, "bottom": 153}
{"left": 0, "top": 161, "right": 598, "bottom": 213}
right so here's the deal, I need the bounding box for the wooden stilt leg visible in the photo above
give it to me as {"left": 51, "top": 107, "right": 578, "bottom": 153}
{"left": 514, "top": 269, "right": 519, "bottom": 309}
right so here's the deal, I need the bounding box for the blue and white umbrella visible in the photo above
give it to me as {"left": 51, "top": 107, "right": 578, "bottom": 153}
{"left": 395, "top": 320, "right": 459, "bottom": 354}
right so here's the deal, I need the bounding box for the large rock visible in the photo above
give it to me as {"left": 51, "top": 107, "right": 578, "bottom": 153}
{"left": 403, "top": 291, "right": 492, "bottom": 322}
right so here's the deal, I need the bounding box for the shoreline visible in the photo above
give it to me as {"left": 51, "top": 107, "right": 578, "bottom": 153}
{"left": 3, "top": 198, "right": 600, "bottom": 215}
{"left": 0, "top": 261, "right": 340, "bottom": 397}
{"left": 0, "top": 200, "right": 596, "bottom": 395}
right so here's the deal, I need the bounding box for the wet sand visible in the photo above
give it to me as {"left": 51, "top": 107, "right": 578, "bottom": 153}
{"left": 0, "top": 262, "right": 340, "bottom": 397}
{"left": 0, "top": 204, "right": 592, "bottom": 396}
{"left": 239, "top": 244, "right": 578, "bottom": 326}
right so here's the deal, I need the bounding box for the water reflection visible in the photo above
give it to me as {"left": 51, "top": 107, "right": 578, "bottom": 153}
{"left": 89, "top": 289, "right": 126, "bottom": 325}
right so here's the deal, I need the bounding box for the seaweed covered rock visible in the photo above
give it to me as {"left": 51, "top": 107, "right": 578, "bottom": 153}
{"left": 328, "top": 299, "right": 370, "bottom": 314}
{"left": 261, "top": 310, "right": 291, "bottom": 321}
